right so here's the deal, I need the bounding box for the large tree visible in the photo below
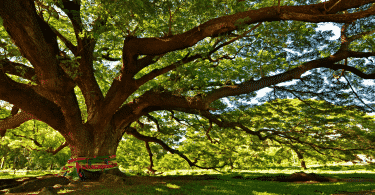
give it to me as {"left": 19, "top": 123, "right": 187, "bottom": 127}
{"left": 1, "top": 0, "right": 375, "bottom": 180}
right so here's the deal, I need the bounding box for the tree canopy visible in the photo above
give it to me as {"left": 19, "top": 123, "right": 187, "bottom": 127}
{"left": 0, "top": 0, "right": 375, "bottom": 173}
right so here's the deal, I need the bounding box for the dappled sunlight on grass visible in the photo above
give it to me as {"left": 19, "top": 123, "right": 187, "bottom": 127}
{"left": 166, "top": 183, "right": 180, "bottom": 189}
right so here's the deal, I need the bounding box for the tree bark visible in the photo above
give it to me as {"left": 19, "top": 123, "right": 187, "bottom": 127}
{"left": 58, "top": 122, "right": 126, "bottom": 181}
{"left": 295, "top": 150, "right": 307, "bottom": 170}
{"left": 290, "top": 146, "right": 307, "bottom": 169}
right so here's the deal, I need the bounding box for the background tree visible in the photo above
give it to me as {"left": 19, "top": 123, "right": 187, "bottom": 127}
{"left": 0, "top": 0, "right": 375, "bottom": 180}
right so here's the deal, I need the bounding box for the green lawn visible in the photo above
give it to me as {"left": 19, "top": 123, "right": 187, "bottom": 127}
{"left": 1, "top": 164, "right": 375, "bottom": 195}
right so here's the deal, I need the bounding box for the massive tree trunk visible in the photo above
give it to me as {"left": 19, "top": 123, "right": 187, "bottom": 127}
{"left": 58, "top": 120, "right": 127, "bottom": 181}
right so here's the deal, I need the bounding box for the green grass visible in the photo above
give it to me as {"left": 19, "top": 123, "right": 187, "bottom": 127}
{"left": 1, "top": 165, "right": 375, "bottom": 195}
{"left": 0, "top": 169, "right": 61, "bottom": 179}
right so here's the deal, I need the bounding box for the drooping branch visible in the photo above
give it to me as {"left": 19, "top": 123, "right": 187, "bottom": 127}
{"left": 17, "top": 139, "right": 69, "bottom": 155}
{"left": 204, "top": 120, "right": 220, "bottom": 144}
{"left": 145, "top": 114, "right": 161, "bottom": 133}
{"left": 343, "top": 74, "right": 375, "bottom": 113}
{"left": 125, "top": 126, "right": 227, "bottom": 170}
{"left": 20, "top": 117, "right": 69, "bottom": 155}
{"left": 194, "top": 115, "right": 219, "bottom": 144}
{"left": 275, "top": 127, "right": 375, "bottom": 152}
{"left": 196, "top": 110, "right": 272, "bottom": 141}
{"left": 174, "top": 107, "right": 371, "bottom": 154}
{"left": 274, "top": 135, "right": 364, "bottom": 163}
{"left": 270, "top": 86, "right": 335, "bottom": 113}
{"left": 167, "top": 110, "right": 193, "bottom": 127}
{"left": 144, "top": 141, "right": 162, "bottom": 175}
{"left": 208, "top": 22, "right": 262, "bottom": 59}
{"left": 288, "top": 144, "right": 306, "bottom": 169}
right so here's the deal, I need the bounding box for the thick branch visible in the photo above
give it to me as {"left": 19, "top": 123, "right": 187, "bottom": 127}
{"left": 120, "top": 0, "right": 375, "bottom": 57}
{"left": 113, "top": 90, "right": 214, "bottom": 129}
{"left": 0, "top": 0, "right": 77, "bottom": 100}
{"left": 0, "top": 0, "right": 64, "bottom": 89}
{"left": 0, "top": 70, "right": 66, "bottom": 133}
{"left": 0, "top": 59, "right": 37, "bottom": 83}
{"left": 0, "top": 109, "right": 31, "bottom": 137}
{"left": 197, "top": 110, "right": 271, "bottom": 141}
{"left": 75, "top": 38, "right": 104, "bottom": 123}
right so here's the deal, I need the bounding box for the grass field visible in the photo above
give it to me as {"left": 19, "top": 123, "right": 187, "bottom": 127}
{"left": 1, "top": 164, "right": 374, "bottom": 195}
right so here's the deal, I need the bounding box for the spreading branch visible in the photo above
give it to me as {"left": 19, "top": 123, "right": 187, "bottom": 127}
{"left": 103, "top": 0, "right": 375, "bottom": 125}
